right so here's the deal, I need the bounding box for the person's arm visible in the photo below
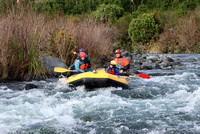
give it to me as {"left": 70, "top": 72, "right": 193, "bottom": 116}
{"left": 106, "top": 67, "right": 109, "bottom": 73}
{"left": 75, "top": 60, "right": 85, "bottom": 73}
{"left": 70, "top": 63, "right": 75, "bottom": 68}
{"left": 122, "top": 64, "right": 130, "bottom": 71}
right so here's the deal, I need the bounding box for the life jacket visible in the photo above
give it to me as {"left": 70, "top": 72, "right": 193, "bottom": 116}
{"left": 74, "top": 59, "right": 87, "bottom": 71}
{"left": 107, "top": 68, "right": 116, "bottom": 75}
{"left": 74, "top": 58, "right": 92, "bottom": 69}
{"left": 80, "top": 63, "right": 87, "bottom": 71}
{"left": 74, "top": 59, "right": 77, "bottom": 63}
{"left": 113, "top": 57, "right": 130, "bottom": 70}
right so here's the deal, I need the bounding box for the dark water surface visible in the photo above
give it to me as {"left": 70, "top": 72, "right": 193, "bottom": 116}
{"left": 0, "top": 54, "right": 200, "bottom": 134}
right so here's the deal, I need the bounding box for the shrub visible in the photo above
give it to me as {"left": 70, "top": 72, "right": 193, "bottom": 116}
{"left": 137, "top": 4, "right": 148, "bottom": 13}
{"left": 176, "top": 14, "right": 200, "bottom": 52}
{"left": 0, "top": 10, "right": 117, "bottom": 79}
{"left": 157, "top": 11, "right": 200, "bottom": 53}
{"left": 155, "top": 10, "right": 177, "bottom": 28}
{"left": 114, "top": 13, "right": 132, "bottom": 35}
{"left": 36, "top": 0, "right": 133, "bottom": 15}
{"left": 48, "top": 27, "right": 77, "bottom": 65}
{"left": 176, "top": 2, "right": 188, "bottom": 16}
{"left": 92, "top": 4, "right": 124, "bottom": 24}
{"left": 128, "top": 13, "right": 160, "bottom": 43}
{"left": 113, "top": 13, "right": 133, "bottom": 51}
{"left": 0, "top": 0, "right": 16, "bottom": 14}
{"left": 195, "top": 43, "right": 200, "bottom": 53}
{"left": 73, "top": 19, "right": 116, "bottom": 63}
{"left": 0, "top": 13, "right": 48, "bottom": 79}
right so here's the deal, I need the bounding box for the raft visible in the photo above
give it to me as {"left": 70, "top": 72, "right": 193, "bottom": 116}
{"left": 67, "top": 69, "right": 129, "bottom": 89}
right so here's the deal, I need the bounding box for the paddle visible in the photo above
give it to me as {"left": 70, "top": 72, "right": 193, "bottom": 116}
{"left": 127, "top": 68, "right": 150, "bottom": 79}
{"left": 54, "top": 67, "right": 78, "bottom": 73}
{"left": 121, "top": 76, "right": 140, "bottom": 79}
{"left": 137, "top": 73, "right": 150, "bottom": 79}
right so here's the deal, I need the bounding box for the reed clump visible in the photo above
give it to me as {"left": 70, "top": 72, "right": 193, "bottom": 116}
{"left": 0, "top": 11, "right": 116, "bottom": 80}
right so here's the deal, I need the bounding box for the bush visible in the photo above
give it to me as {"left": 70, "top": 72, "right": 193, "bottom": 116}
{"left": 128, "top": 13, "right": 160, "bottom": 43}
{"left": 137, "top": 4, "right": 148, "bottom": 13}
{"left": 113, "top": 13, "right": 133, "bottom": 51}
{"left": 92, "top": 4, "right": 124, "bottom": 24}
{"left": 48, "top": 27, "right": 77, "bottom": 65}
{"left": 74, "top": 19, "right": 116, "bottom": 63}
{"left": 176, "top": 14, "right": 200, "bottom": 52}
{"left": 195, "top": 43, "right": 200, "bottom": 53}
{"left": 0, "top": 10, "right": 117, "bottom": 79}
{"left": 36, "top": 0, "right": 133, "bottom": 16}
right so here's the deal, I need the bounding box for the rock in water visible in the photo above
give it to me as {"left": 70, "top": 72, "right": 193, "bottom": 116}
{"left": 25, "top": 84, "right": 38, "bottom": 90}
{"left": 128, "top": 69, "right": 139, "bottom": 74}
{"left": 38, "top": 56, "right": 68, "bottom": 76}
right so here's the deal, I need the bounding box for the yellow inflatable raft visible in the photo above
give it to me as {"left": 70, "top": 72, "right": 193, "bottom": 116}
{"left": 67, "top": 69, "right": 129, "bottom": 89}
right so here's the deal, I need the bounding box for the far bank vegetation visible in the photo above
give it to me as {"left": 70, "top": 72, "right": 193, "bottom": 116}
{"left": 0, "top": 0, "right": 200, "bottom": 79}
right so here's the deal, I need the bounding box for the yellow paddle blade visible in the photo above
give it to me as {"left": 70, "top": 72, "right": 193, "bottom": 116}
{"left": 54, "top": 67, "right": 69, "bottom": 73}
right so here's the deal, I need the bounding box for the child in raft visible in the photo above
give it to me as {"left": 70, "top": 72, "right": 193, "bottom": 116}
{"left": 106, "top": 61, "right": 120, "bottom": 75}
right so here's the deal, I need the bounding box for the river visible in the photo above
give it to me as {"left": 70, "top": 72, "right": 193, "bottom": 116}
{"left": 0, "top": 54, "right": 200, "bottom": 134}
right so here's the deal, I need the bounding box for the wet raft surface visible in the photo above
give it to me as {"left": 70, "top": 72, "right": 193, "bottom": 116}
{"left": 0, "top": 54, "right": 200, "bottom": 134}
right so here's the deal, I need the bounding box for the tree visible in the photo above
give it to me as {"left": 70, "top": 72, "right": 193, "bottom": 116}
{"left": 128, "top": 13, "right": 160, "bottom": 42}
{"left": 92, "top": 4, "right": 124, "bottom": 24}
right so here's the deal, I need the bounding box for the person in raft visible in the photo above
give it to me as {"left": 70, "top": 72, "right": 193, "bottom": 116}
{"left": 113, "top": 49, "right": 130, "bottom": 74}
{"left": 69, "top": 48, "right": 92, "bottom": 72}
{"left": 106, "top": 60, "right": 120, "bottom": 75}
{"left": 75, "top": 52, "right": 93, "bottom": 72}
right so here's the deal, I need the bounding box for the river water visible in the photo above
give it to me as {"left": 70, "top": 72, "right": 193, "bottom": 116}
{"left": 0, "top": 54, "right": 200, "bottom": 134}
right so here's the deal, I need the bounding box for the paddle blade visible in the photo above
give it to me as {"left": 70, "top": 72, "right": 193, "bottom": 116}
{"left": 54, "top": 67, "right": 68, "bottom": 73}
{"left": 138, "top": 73, "right": 150, "bottom": 79}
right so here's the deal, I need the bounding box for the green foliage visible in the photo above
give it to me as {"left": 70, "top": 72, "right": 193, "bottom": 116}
{"left": 128, "top": 13, "right": 160, "bottom": 43}
{"left": 114, "top": 13, "right": 132, "bottom": 34}
{"left": 28, "top": 34, "right": 46, "bottom": 76}
{"left": 113, "top": 13, "right": 133, "bottom": 51}
{"left": 0, "top": 0, "right": 16, "bottom": 13}
{"left": 137, "top": 4, "right": 148, "bottom": 13}
{"left": 195, "top": 43, "right": 200, "bottom": 53}
{"left": 176, "top": 2, "right": 188, "bottom": 16}
{"left": 156, "top": 10, "right": 178, "bottom": 28}
{"left": 36, "top": 0, "right": 132, "bottom": 16}
{"left": 92, "top": 4, "right": 124, "bottom": 24}
{"left": 48, "top": 28, "right": 77, "bottom": 66}
{"left": 0, "top": 0, "right": 36, "bottom": 14}
{"left": 103, "top": 0, "right": 134, "bottom": 12}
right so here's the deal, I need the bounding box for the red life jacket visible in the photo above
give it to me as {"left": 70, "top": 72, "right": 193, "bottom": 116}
{"left": 107, "top": 68, "right": 116, "bottom": 75}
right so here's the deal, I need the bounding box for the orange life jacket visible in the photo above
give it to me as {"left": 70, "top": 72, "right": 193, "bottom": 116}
{"left": 74, "top": 59, "right": 87, "bottom": 71}
{"left": 73, "top": 59, "right": 91, "bottom": 70}
{"left": 80, "top": 63, "right": 87, "bottom": 71}
{"left": 113, "top": 57, "right": 130, "bottom": 69}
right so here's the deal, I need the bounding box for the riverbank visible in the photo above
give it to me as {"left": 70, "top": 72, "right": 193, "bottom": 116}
{"left": 0, "top": 53, "right": 199, "bottom": 83}
{"left": 0, "top": 1, "right": 200, "bottom": 80}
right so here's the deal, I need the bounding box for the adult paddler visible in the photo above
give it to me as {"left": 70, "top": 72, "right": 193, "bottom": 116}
{"left": 75, "top": 52, "right": 92, "bottom": 72}
{"left": 113, "top": 49, "right": 130, "bottom": 74}
{"left": 69, "top": 48, "right": 92, "bottom": 72}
